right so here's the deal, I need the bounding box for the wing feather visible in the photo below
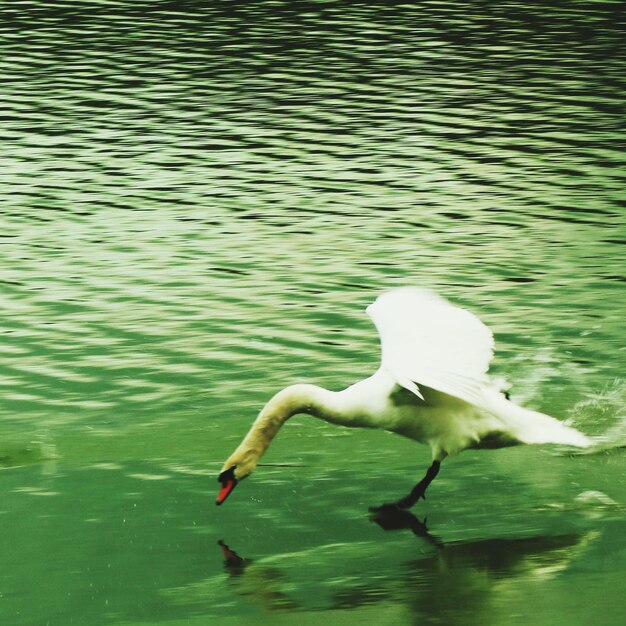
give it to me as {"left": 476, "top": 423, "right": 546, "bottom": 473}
{"left": 367, "top": 287, "right": 494, "bottom": 406}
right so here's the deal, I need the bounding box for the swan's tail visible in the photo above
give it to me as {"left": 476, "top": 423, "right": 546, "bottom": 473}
{"left": 486, "top": 392, "right": 593, "bottom": 448}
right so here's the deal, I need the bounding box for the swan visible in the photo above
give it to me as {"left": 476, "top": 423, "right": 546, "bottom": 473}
{"left": 217, "top": 287, "right": 591, "bottom": 508}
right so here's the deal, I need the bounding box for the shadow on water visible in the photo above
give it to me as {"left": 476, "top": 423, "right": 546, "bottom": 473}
{"left": 216, "top": 527, "right": 596, "bottom": 624}
{"left": 368, "top": 507, "right": 444, "bottom": 548}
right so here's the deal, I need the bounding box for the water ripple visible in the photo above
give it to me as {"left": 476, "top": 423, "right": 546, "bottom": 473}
{"left": 0, "top": 0, "right": 624, "bottom": 456}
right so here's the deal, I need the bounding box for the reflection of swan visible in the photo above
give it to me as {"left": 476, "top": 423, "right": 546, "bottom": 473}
{"left": 369, "top": 507, "right": 444, "bottom": 548}
{"left": 217, "top": 288, "right": 591, "bottom": 508}
{"left": 214, "top": 531, "right": 596, "bottom": 622}
{"left": 217, "top": 541, "right": 297, "bottom": 611}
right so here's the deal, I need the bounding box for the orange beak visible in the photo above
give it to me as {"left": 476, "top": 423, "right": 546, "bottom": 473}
{"left": 216, "top": 466, "right": 238, "bottom": 505}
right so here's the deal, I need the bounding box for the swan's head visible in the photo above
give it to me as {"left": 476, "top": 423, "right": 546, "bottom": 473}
{"left": 216, "top": 452, "right": 257, "bottom": 505}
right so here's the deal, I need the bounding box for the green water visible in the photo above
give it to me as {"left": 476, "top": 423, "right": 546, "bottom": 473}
{"left": 1, "top": 1, "right": 625, "bottom": 624}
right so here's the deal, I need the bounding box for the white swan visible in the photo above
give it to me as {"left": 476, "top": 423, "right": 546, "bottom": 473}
{"left": 217, "top": 287, "right": 591, "bottom": 508}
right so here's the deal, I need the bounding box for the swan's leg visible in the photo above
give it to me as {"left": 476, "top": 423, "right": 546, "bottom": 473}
{"left": 371, "top": 460, "right": 441, "bottom": 511}
{"left": 395, "top": 460, "right": 441, "bottom": 509}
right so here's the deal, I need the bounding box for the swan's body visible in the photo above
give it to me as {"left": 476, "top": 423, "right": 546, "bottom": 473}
{"left": 217, "top": 287, "right": 591, "bottom": 507}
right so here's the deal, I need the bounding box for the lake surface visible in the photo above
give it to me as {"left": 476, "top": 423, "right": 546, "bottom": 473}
{"left": 1, "top": 1, "right": 625, "bottom": 624}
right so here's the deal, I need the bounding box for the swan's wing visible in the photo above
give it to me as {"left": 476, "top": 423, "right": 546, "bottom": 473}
{"left": 366, "top": 287, "right": 494, "bottom": 406}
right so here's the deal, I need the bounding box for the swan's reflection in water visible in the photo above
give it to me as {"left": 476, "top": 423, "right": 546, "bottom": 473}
{"left": 368, "top": 508, "right": 444, "bottom": 548}
{"left": 217, "top": 540, "right": 300, "bottom": 611}
{"left": 217, "top": 513, "right": 596, "bottom": 624}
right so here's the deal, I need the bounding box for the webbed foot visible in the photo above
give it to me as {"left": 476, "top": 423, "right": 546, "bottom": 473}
{"left": 368, "top": 491, "right": 425, "bottom": 513}
{"left": 368, "top": 501, "right": 408, "bottom": 513}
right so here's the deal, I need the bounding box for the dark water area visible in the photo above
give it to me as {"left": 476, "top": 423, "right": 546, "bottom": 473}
{"left": 1, "top": 1, "right": 625, "bottom": 625}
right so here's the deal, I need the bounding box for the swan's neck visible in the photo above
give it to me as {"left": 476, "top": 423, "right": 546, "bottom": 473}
{"left": 222, "top": 384, "right": 350, "bottom": 477}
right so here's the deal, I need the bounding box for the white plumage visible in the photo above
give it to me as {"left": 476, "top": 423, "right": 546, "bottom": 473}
{"left": 367, "top": 287, "right": 494, "bottom": 406}
{"left": 355, "top": 287, "right": 591, "bottom": 459}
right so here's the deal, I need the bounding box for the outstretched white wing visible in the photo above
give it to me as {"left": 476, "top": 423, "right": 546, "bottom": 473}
{"left": 367, "top": 287, "right": 494, "bottom": 406}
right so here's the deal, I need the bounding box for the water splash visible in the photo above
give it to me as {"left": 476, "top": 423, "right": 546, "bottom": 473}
{"left": 566, "top": 379, "right": 626, "bottom": 452}
{"left": 537, "top": 492, "right": 622, "bottom": 518}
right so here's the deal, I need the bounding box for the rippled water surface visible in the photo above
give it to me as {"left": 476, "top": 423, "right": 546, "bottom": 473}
{"left": 1, "top": 1, "right": 625, "bottom": 625}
